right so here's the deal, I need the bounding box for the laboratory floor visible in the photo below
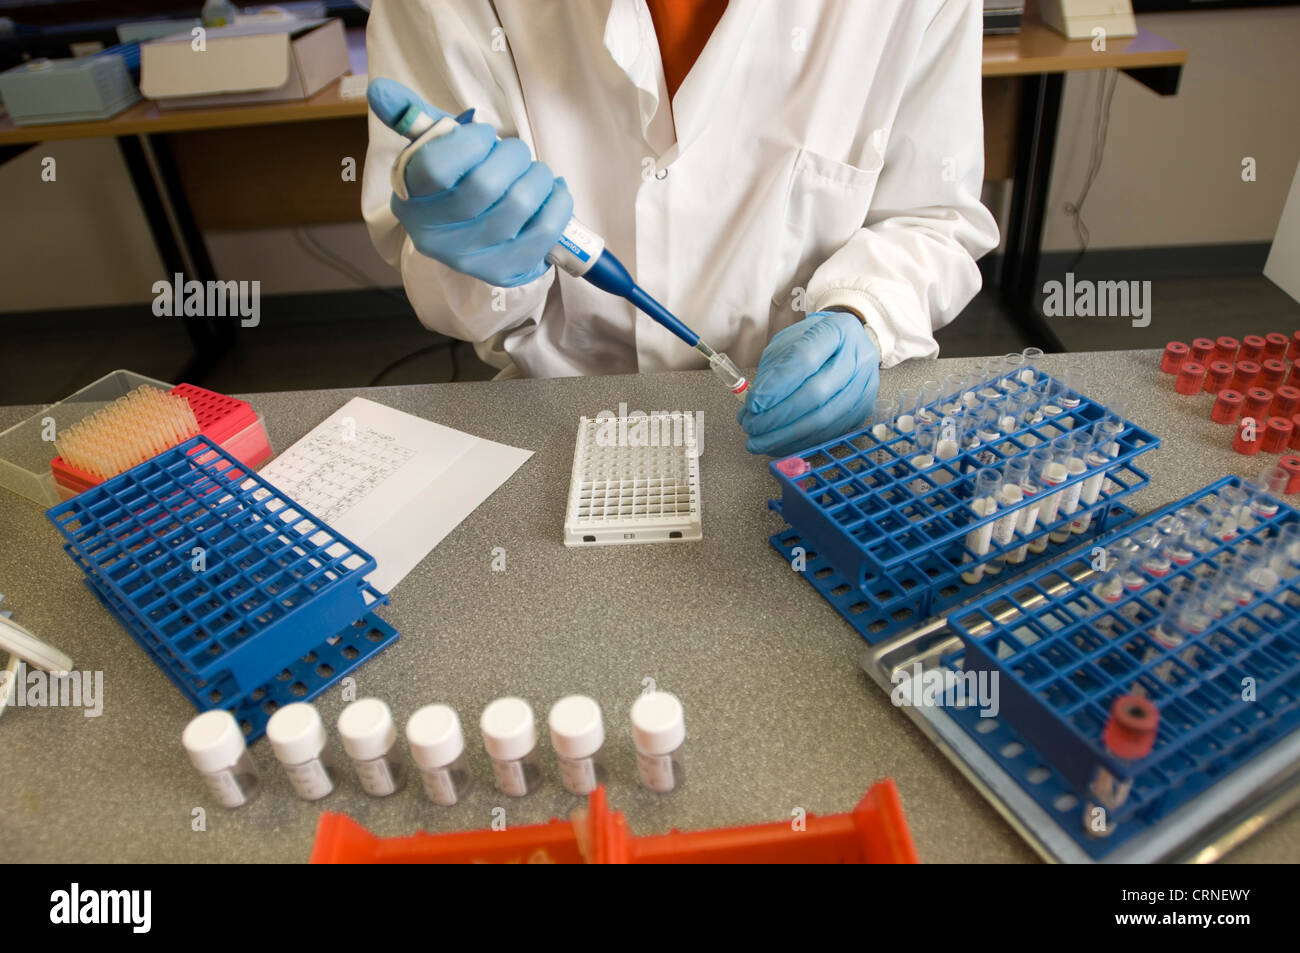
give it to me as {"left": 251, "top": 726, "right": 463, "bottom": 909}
{"left": 1, "top": 276, "right": 1297, "bottom": 406}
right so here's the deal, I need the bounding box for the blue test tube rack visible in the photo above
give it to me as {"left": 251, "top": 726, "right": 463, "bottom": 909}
{"left": 945, "top": 475, "right": 1300, "bottom": 859}
{"left": 769, "top": 370, "right": 1159, "bottom": 642}
{"left": 46, "top": 436, "right": 398, "bottom": 741}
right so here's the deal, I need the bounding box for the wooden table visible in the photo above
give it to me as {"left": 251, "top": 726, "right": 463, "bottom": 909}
{"left": 0, "top": 17, "right": 1188, "bottom": 372}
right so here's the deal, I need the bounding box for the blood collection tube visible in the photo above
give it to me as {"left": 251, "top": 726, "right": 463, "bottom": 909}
{"left": 1160, "top": 341, "right": 1188, "bottom": 374}
{"left": 1265, "top": 332, "right": 1289, "bottom": 358}
{"left": 1190, "top": 338, "right": 1216, "bottom": 364}
{"left": 1264, "top": 385, "right": 1298, "bottom": 420}
{"left": 182, "top": 710, "right": 261, "bottom": 809}
{"left": 1203, "top": 360, "right": 1233, "bottom": 395}
{"left": 1261, "top": 359, "right": 1288, "bottom": 388}
{"left": 1211, "top": 389, "right": 1243, "bottom": 425}
{"left": 961, "top": 469, "right": 1001, "bottom": 584}
{"left": 1155, "top": 514, "right": 1195, "bottom": 568}
{"left": 1243, "top": 387, "right": 1273, "bottom": 421}
{"left": 1239, "top": 335, "right": 1266, "bottom": 362}
{"left": 407, "top": 704, "right": 472, "bottom": 806}
{"left": 1214, "top": 336, "right": 1239, "bottom": 364}
{"left": 480, "top": 696, "right": 541, "bottom": 797}
{"left": 1229, "top": 360, "right": 1260, "bottom": 392}
{"left": 1175, "top": 361, "right": 1205, "bottom": 396}
{"left": 1030, "top": 437, "right": 1072, "bottom": 553}
{"left": 1263, "top": 417, "right": 1294, "bottom": 454}
{"left": 1052, "top": 432, "right": 1092, "bottom": 543}
{"left": 338, "top": 698, "right": 406, "bottom": 797}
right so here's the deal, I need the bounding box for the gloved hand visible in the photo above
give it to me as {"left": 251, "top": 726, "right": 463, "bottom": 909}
{"left": 737, "top": 310, "right": 880, "bottom": 457}
{"left": 368, "top": 77, "right": 574, "bottom": 288}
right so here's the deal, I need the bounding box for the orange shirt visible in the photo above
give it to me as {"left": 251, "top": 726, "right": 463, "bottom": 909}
{"left": 645, "top": 0, "right": 728, "bottom": 100}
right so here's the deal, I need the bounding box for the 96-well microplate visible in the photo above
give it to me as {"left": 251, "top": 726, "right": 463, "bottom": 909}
{"left": 564, "top": 415, "right": 701, "bottom": 546}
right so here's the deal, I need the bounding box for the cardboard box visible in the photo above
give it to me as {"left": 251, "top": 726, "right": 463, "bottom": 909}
{"left": 140, "top": 18, "right": 348, "bottom": 109}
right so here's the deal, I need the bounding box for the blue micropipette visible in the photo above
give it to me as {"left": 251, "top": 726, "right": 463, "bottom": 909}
{"left": 392, "top": 104, "right": 748, "bottom": 395}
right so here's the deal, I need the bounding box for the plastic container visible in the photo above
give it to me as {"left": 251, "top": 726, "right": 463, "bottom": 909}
{"left": 1272, "top": 385, "right": 1300, "bottom": 420}
{"left": 1175, "top": 361, "right": 1205, "bottom": 395}
{"left": 1211, "top": 389, "right": 1243, "bottom": 425}
{"left": 1189, "top": 338, "right": 1216, "bottom": 364}
{"left": 1239, "top": 335, "right": 1266, "bottom": 362}
{"left": 1203, "top": 360, "right": 1233, "bottom": 395}
{"left": 1263, "top": 417, "right": 1294, "bottom": 454}
{"left": 1234, "top": 417, "right": 1263, "bottom": 455}
{"left": 182, "top": 709, "right": 260, "bottom": 808}
{"left": 481, "top": 697, "right": 541, "bottom": 797}
{"left": 309, "top": 779, "right": 919, "bottom": 864}
{"left": 631, "top": 692, "right": 686, "bottom": 793}
{"left": 1288, "top": 363, "right": 1300, "bottom": 390}
{"left": 1265, "top": 332, "right": 1290, "bottom": 358}
{"left": 1229, "top": 360, "right": 1260, "bottom": 392}
{"left": 266, "top": 702, "right": 336, "bottom": 801}
{"left": 1243, "top": 387, "right": 1274, "bottom": 421}
{"left": 548, "top": 695, "right": 607, "bottom": 796}
{"left": 1281, "top": 455, "right": 1300, "bottom": 494}
{"left": 1214, "top": 336, "right": 1239, "bottom": 364}
{"left": 1289, "top": 331, "right": 1300, "bottom": 362}
{"left": 338, "top": 698, "right": 407, "bottom": 797}
{"left": 1160, "top": 341, "right": 1188, "bottom": 374}
{"left": 407, "top": 704, "right": 472, "bottom": 806}
{"left": 1261, "top": 359, "right": 1288, "bottom": 389}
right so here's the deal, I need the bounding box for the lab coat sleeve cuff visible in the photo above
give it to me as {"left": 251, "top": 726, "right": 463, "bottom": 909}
{"left": 812, "top": 288, "right": 898, "bottom": 368}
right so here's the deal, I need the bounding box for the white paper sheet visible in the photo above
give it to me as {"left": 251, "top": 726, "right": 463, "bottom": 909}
{"left": 258, "top": 397, "right": 533, "bottom": 593}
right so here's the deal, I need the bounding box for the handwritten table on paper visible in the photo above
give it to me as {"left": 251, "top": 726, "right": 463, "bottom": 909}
{"left": 259, "top": 397, "right": 533, "bottom": 593}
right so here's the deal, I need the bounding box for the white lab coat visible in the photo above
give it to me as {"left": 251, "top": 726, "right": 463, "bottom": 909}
{"left": 362, "top": 0, "right": 999, "bottom": 378}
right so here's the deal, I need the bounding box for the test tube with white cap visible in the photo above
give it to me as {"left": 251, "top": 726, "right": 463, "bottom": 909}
{"left": 407, "top": 704, "right": 472, "bottom": 806}
{"left": 630, "top": 691, "right": 686, "bottom": 793}
{"left": 266, "top": 702, "right": 336, "bottom": 801}
{"left": 548, "top": 695, "right": 606, "bottom": 796}
{"left": 1007, "top": 449, "right": 1050, "bottom": 564}
{"left": 338, "top": 698, "right": 406, "bottom": 797}
{"left": 480, "top": 696, "right": 541, "bottom": 796}
{"left": 1030, "top": 436, "right": 1072, "bottom": 553}
{"left": 894, "top": 388, "right": 920, "bottom": 435}
{"left": 182, "top": 709, "right": 260, "bottom": 808}
{"left": 961, "top": 469, "right": 1002, "bottom": 584}
{"left": 1070, "top": 422, "right": 1118, "bottom": 535}
{"left": 985, "top": 459, "right": 1028, "bottom": 576}
{"left": 1052, "top": 431, "right": 1093, "bottom": 543}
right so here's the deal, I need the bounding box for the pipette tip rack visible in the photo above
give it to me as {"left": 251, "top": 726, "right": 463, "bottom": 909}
{"left": 944, "top": 476, "right": 1300, "bottom": 860}
{"left": 46, "top": 435, "right": 397, "bottom": 741}
{"left": 769, "top": 369, "right": 1158, "bottom": 643}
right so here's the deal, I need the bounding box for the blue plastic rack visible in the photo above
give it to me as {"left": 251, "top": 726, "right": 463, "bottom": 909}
{"left": 769, "top": 371, "right": 1159, "bottom": 642}
{"left": 46, "top": 436, "right": 398, "bottom": 740}
{"left": 945, "top": 476, "right": 1300, "bottom": 859}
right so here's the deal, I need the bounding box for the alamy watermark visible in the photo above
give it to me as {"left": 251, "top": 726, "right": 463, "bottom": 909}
{"left": 594, "top": 403, "right": 704, "bottom": 454}
{"left": 890, "top": 663, "right": 999, "bottom": 718}
{"left": 1, "top": 662, "right": 103, "bottom": 717}
{"left": 152, "top": 273, "right": 260, "bottom": 327}
{"left": 1042, "top": 273, "right": 1151, "bottom": 328}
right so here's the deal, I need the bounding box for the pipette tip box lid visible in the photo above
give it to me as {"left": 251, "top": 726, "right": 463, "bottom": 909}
{"left": 564, "top": 414, "right": 702, "bottom": 546}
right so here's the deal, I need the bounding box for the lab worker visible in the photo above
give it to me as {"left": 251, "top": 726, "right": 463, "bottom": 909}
{"left": 361, "top": 0, "right": 999, "bottom": 456}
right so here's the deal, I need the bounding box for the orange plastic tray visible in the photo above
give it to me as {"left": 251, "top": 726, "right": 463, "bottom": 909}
{"left": 310, "top": 780, "right": 918, "bottom": 864}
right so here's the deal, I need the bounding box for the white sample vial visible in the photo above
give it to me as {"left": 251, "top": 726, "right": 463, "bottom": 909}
{"left": 182, "top": 710, "right": 260, "bottom": 808}
{"left": 407, "top": 704, "right": 473, "bottom": 806}
{"left": 338, "top": 698, "right": 406, "bottom": 796}
{"left": 631, "top": 691, "right": 686, "bottom": 793}
{"left": 481, "top": 696, "right": 541, "bottom": 796}
{"left": 266, "top": 702, "right": 336, "bottom": 801}
{"left": 548, "top": 695, "right": 607, "bottom": 796}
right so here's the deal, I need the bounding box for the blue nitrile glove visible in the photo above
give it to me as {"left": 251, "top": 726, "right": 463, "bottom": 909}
{"left": 737, "top": 310, "right": 880, "bottom": 457}
{"left": 368, "top": 78, "right": 574, "bottom": 288}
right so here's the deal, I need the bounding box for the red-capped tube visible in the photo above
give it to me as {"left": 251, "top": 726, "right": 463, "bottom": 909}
{"left": 1282, "top": 455, "right": 1300, "bottom": 494}
{"left": 1103, "top": 696, "right": 1159, "bottom": 761}
{"left": 1234, "top": 416, "right": 1263, "bottom": 455}
{"left": 1289, "top": 331, "right": 1300, "bottom": 362}
{"left": 1211, "top": 389, "right": 1243, "bottom": 425}
{"left": 1160, "top": 341, "right": 1189, "bottom": 374}
{"left": 1271, "top": 385, "right": 1300, "bottom": 419}
{"left": 775, "top": 456, "right": 811, "bottom": 478}
{"left": 1203, "top": 360, "right": 1234, "bottom": 395}
{"left": 1230, "top": 360, "right": 1260, "bottom": 392}
{"left": 1239, "top": 334, "right": 1266, "bottom": 361}
{"left": 1190, "top": 338, "right": 1216, "bottom": 364}
{"left": 1214, "top": 336, "right": 1239, "bottom": 364}
{"left": 1175, "top": 361, "right": 1204, "bottom": 395}
{"left": 1264, "top": 332, "right": 1289, "bottom": 358}
{"left": 1243, "top": 387, "right": 1274, "bottom": 420}
{"left": 1261, "top": 358, "right": 1287, "bottom": 388}
{"left": 1263, "top": 417, "right": 1294, "bottom": 454}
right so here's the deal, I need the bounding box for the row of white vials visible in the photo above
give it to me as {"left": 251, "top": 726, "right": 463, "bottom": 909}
{"left": 1089, "top": 478, "right": 1300, "bottom": 655}
{"left": 181, "top": 692, "right": 686, "bottom": 809}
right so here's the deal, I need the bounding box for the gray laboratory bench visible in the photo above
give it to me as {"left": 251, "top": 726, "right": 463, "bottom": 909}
{"left": 1, "top": 349, "right": 1297, "bottom": 863}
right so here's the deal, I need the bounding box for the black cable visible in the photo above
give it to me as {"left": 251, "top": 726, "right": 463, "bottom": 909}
{"left": 1064, "top": 69, "right": 1118, "bottom": 275}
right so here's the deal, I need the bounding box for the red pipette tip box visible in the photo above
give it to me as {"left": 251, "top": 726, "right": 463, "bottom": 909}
{"left": 1211, "top": 389, "right": 1243, "bottom": 424}
{"left": 1103, "top": 695, "right": 1159, "bottom": 761}
{"left": 1160, "top": 341, "right": 1189, "bottom": 374}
